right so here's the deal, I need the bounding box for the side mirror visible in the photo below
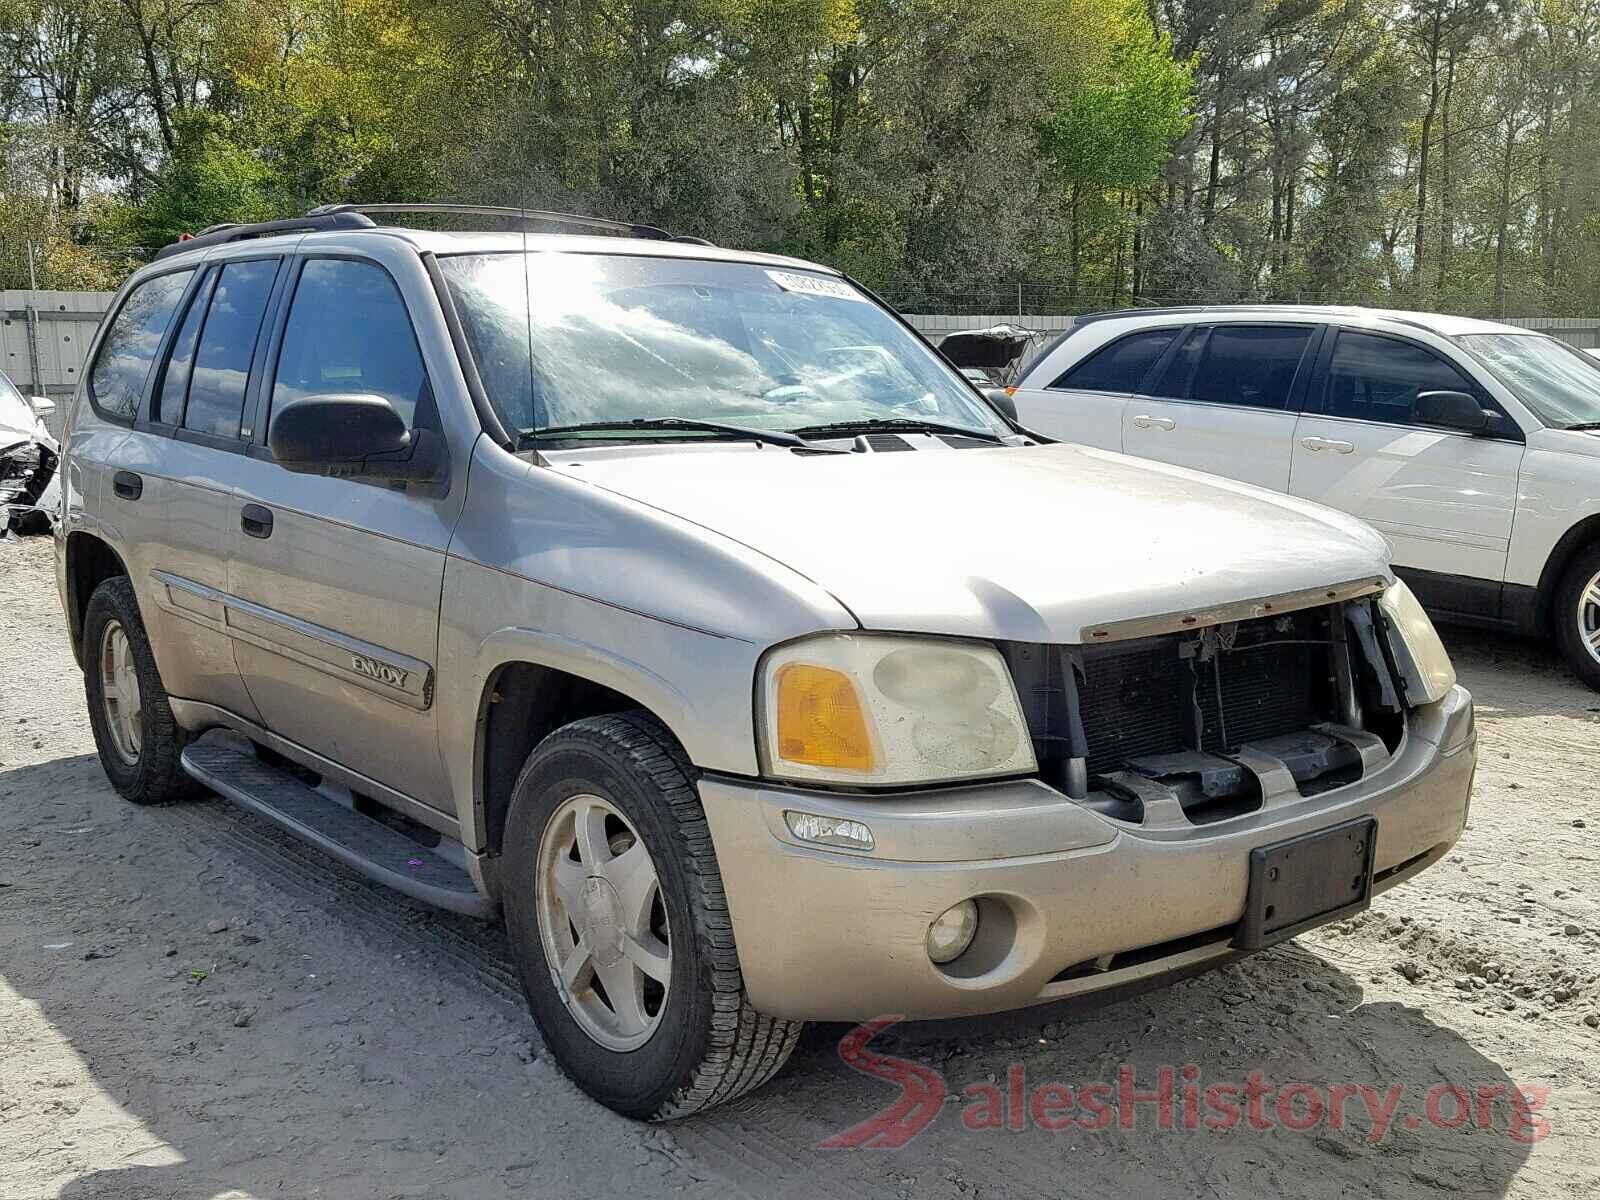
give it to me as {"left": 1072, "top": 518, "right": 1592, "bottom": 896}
{"left": 984, "top": 386, "right": 1019, "bottom": 422}
{"left": 1415, "top": 389, "right": 1489, "bottom": 433}
{"left": 28, "top": 396, "right": 55, "bottom": 417}
{"left": 269, "top": 393, "right": 445, "bottom": 488}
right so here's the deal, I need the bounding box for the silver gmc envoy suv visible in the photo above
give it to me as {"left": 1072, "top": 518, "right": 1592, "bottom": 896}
{"left": 55, "top": 205, "right": 1476, "bottom": 1119}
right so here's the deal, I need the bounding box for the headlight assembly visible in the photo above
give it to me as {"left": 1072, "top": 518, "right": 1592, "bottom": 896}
{"left": 757, "top": 634, "right": 1037, "bottom": 785}
{"left": 1378, "top": 579, "right": 1457, "bottom": 705}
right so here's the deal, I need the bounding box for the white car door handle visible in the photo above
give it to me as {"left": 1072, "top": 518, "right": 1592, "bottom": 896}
{"left": 1300, "top": 436, "right": 1355, "bottom": 453}
{"left": 1132, "top": 415, "right": 1176, "bottom": 431}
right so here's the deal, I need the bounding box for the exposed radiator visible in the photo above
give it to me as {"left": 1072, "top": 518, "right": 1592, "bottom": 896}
{"left": 1076, "top": 608, "right": 1336, "bottom": 777}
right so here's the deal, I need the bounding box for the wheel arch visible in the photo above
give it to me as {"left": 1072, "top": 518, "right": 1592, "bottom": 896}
{"left": 468, "top": 632, "right": 703, "bottom": 864}
{"left": 1533, "top": 513, "right": 1600, "bottom": 637}
{"left": 64, "top": 532, "right": 129, "bottom": 668}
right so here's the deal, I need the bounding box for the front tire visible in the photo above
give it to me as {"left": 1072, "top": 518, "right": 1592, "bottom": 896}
{"left": 1554, "top": 545, "right": 1600, "bottom": 692}
{"left": 82, "top": 576, "right": 198, "bottom": 804}
{"left": 502, "top": 712, "right": 801, "bottom": 1119}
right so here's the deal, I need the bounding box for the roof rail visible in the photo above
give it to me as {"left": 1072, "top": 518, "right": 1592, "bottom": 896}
{"left": 152, "top": 210, "right": 378, "bottom": 260}
{"left": 152, "top": 202, "right": 715, "bottom": 261}
{"left": 308, "top": 203, "right": 714, "bottom": 245}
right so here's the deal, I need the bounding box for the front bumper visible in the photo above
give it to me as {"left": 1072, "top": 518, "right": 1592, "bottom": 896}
{"left": 699, "top": 686, "right": 1475, "bottom": 1022}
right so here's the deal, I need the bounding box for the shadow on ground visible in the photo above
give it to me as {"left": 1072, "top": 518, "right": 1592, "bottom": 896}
{"left": 2, "top": 751, "right": 1542, "bottom": 1200}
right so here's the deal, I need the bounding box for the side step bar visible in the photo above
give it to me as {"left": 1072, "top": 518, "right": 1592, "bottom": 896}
{"left": 180, "top": 740, "right": 496, "bottom": 919}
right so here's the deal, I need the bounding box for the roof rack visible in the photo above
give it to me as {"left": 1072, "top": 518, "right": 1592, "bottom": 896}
{"left": 153, "top": 210, "right": 378, "bottom": 259}
{"left": 310, "top": 203, "right": 714, "bottom": 244}
{"left": 153, "top": 202, "right": 714, "bottom": 260}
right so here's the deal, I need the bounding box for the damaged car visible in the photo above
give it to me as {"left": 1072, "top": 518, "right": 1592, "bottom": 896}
{"left": 938, "top": 323, "right": 1052, "bottom": 386}
{"left": 1, "top": 369, "right": 58, "bottom": 534}
{"left": 57, "top": 205, "right": 1475, "bottom": 1121}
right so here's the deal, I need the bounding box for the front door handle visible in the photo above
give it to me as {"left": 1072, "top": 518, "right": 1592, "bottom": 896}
{"left": 1132, "top": 415, "right": 1176, "bottom": 431}
{"left": 1301, "top": 436, "right": 1355, "bottom": 454}
{"left": 240, "top": 503, "right": 274, "bottom": 539}
{"left": 112, "top": 470, "right": 142, "bottom": 501}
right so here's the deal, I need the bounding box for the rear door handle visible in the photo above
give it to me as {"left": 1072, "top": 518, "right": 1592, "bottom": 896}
{"left": 1132, "top": 415, "right": 1176, "bottom": 431}
{"left": 112, "top": 471, "right": 142, "bottom": 501}
{"left": 240, "top": 503, "right": 274, "bottom": 539}
{"left": 1300, "top": 436, "right": 1355, "bottom": 454}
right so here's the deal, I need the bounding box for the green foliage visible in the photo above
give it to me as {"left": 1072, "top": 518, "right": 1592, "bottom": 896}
{"left": 104, "top": 113, "right": 284, "bottom": 252}
{"left": 1043, "top": 33, "right": 1193, "bottom": 193}
{"left": 1, "top": 0, "right": 1599, "bottom": 315}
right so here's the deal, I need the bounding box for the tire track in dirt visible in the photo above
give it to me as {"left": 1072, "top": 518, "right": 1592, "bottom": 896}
{"left": 5, "top": 534, "right": 1599, "bottom": 1199}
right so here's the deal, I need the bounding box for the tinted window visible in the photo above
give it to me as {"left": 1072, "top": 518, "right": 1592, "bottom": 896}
{"left": 155, "top": 271, "right": 212, "bottom": 425}
{"left": 1189, "top": 325, "right": 1312, "bottom": 411}
{"left": 272, "top": 259, "right": 430, "bottom": 428}
{"left": 183, "top": 259, "right": 278, "bottom": 439}
{"left": 1147, "top": 326, "right": 1205, "bottom": 399}
{"left": 1054, "top": 329, "right": 1177, "bottom": 392}
{"left": 1325, "top": 332, "right": 1476, "bottom": 425}
{"left": 89, "top": 270, "right": 194, "bottom": 419}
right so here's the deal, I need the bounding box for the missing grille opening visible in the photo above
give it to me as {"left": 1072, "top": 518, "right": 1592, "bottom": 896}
{"left": 1001, "top": 599, "right": 1402, "bottom": 812}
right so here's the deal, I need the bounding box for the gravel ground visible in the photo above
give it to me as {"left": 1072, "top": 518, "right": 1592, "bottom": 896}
{"left": 2, "top": 531, "right": 1598, "bottom": 1199}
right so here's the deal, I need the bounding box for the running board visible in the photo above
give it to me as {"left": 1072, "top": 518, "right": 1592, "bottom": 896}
{"left": 180, "top": 740, "right": 495, "bottom": 919}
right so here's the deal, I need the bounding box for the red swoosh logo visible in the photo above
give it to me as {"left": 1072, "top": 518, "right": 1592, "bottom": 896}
{"left": 817, "top": 1016, "right": 947, "bottom": 1148}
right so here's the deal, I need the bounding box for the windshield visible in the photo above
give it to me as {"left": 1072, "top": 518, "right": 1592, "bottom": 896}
{"left": 437, "top": 252, "right": 1008, "bottom": 439}
{"left": 1455, "top": 333, "right": 1600, "bottom": 428}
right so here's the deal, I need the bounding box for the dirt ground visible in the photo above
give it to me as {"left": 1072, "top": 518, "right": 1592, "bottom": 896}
{"left": 2, "top": 532, "right": 1599, "bottom": 1200}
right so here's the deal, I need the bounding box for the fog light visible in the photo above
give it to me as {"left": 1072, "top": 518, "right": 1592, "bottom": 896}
{"left": 784, "top": 811, "right": 874, "bottom": 850}
{"left": 926, "top": 899, "right": 980, "bottom": 964}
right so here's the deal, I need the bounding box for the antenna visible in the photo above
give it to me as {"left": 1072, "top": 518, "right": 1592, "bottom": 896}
{"left": 521, "top": 191, "right": 538, "bottom": 440}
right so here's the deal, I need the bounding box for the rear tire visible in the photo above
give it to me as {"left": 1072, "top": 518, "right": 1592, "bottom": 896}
{"left": 82, "top": 576, "right": 199, "bottom": 804}
{"left": 502, "top": 711, "right": 801, "bottom": 1119}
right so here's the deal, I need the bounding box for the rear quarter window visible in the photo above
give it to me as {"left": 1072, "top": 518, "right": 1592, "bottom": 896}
{"left": 1051, "top": 328, "right": 1177, "bottom": 392}
{"left": 88, "top": 270, "right": 195, "bottom": 421}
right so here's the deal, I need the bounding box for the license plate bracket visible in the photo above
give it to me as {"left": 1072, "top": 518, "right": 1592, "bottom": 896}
{"left": 1234, "top": 817, "right": 1377, "bottom": 951}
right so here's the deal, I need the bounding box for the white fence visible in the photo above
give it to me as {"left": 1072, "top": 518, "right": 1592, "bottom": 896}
{"left": 2, "top": 290, "right": 116, "bottom": 439}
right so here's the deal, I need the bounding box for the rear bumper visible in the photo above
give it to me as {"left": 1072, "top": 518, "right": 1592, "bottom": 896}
{"left": 699, "top": 686, "right": 1475, "bottom": 1022}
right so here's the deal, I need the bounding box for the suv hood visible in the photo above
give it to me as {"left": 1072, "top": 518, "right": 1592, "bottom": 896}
{"left": 555, "top": 442, "right": 1392, "bottom": 643}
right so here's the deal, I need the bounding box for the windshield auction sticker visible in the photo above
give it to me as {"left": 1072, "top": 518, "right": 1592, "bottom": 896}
{"left": 766, "top": 270, "right": 867, "bottom": 302}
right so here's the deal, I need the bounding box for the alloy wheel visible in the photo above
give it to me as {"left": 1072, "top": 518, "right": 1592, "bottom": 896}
{"left": 1577, "top": 569, "right": 1600, "bottom": 667}
{"left": 98, "top": 619, "right": 143, "bottom": 764}
{"left": 535, "top": 793, "right": 672, "bottom": 1051}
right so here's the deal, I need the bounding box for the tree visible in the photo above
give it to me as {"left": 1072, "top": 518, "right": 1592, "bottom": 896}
{"left": 1042, "top": 27, "right": 1192, "bottom": 300}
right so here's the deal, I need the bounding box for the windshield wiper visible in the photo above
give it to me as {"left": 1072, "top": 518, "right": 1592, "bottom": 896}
{"left": 518, "top": 418, "right": 845, "bottom": 453}
{"left": 1565, "top": 421, "right": 1600, "bottom": 432}
{"left": 788, "top": 418, "right": 1008, "bottom": 444}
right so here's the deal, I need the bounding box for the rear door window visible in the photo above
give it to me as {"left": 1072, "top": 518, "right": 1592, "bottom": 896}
{"left": 154, "top": 269, "right": 214, "bottom": 425}
{"left": 1188, "top": 325, "right": 1314, "bottom": 411}
{"left": 1051, "top": 329, "right": 1177, "bottom": 392}
{"left": 1146, "top": 326, "right": 1207, "bottom": 400}
{"left": 88, "top": 269, "right": 195, "bottom": 420}
{"left": 182, "top": 259, "right": 279, "bottom": 439}
{"left": 1323, "top": 331, "right": 1477, "bottom": 426}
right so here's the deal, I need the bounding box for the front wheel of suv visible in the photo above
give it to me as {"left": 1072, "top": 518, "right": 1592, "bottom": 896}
{"left": 82, "top": 576, "right": 199, "bottom": 803}
{"left": 1554, "top": 544, "right": 1600, "bottom": 692}
{"left": 502, "top": 711, "right": 801, "bottom": 1119}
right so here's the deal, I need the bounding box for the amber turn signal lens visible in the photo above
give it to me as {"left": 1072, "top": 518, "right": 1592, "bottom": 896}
{"left": 774, "top": 663, "right": 875, "bottom": 772}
